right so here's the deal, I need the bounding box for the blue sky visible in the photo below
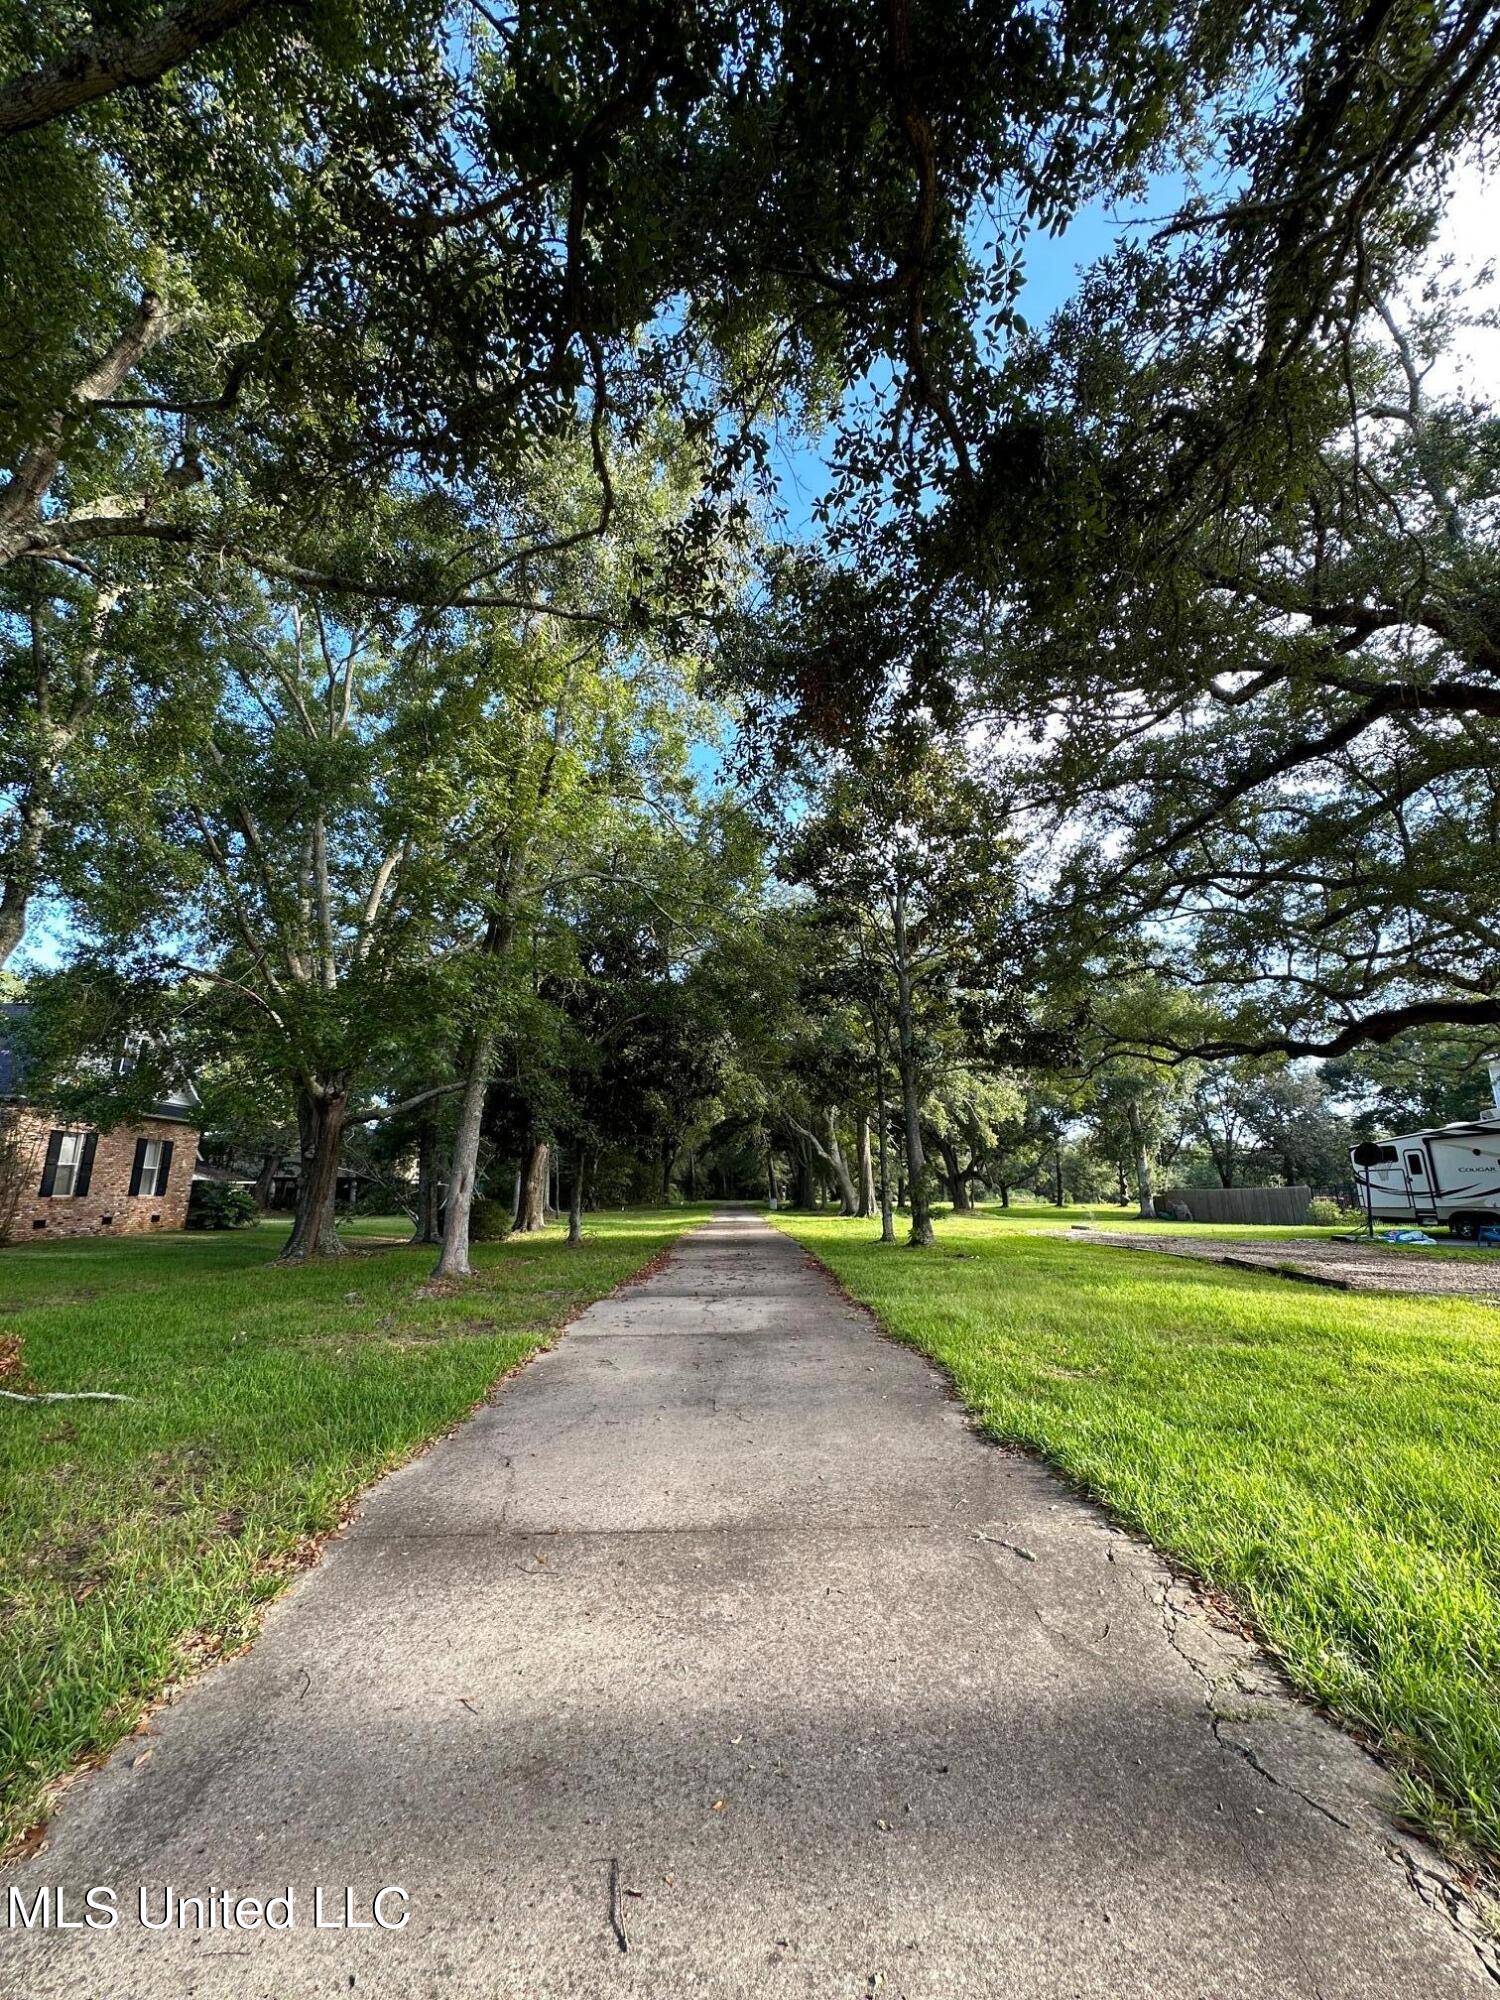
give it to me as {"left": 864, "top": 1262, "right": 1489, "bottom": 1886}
{"left": 761, "top": 182, "right": 1183, "bottom": 541}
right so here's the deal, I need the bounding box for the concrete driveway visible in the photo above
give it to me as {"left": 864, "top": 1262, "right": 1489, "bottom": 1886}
{"left": 3, "top": 1211, "right": 1489, "bottom": 1997}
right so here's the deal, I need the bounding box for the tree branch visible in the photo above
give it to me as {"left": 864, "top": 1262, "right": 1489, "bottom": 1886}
{"left": 0, "top": 0, "right": 270, "bottom": 139}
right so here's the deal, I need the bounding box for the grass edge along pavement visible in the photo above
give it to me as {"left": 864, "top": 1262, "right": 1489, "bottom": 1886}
{"left": 776, "top": 1208, "right": 1500, "bottom": 1875}
{"left": 0, "top": 1206, "right": 705, "bottom": 1858}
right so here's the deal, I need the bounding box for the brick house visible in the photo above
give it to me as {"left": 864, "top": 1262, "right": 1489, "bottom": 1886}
{"left": 0, "top": 1004, "right": 200, "bottom": 1243}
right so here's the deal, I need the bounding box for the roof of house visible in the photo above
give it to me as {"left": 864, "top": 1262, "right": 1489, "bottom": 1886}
{"left": 0, "top": 1002, "right": 199, "bottom": 1125}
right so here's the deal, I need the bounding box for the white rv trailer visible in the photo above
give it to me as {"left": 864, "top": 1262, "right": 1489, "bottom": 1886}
{"left": 1351, "top": 1060, "right": 1500, "bottom": 1236}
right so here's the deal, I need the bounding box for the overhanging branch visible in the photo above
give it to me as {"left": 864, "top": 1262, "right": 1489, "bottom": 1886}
{"left": 0, "top": 0, "right": 270, "bottom": 139}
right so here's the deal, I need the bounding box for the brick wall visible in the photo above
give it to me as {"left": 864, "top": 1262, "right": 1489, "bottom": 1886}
{"left": 2, "top": 1109, "right": 199, "bottom": 1243}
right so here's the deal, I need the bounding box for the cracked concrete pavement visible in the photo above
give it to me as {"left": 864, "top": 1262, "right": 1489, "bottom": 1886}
{"left": 3, "top": 1209, "right": 1492, "bottom": 1998}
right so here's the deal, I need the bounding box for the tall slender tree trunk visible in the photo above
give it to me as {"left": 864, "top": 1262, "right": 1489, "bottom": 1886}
{"left": 1128, "top": 1096, "right": 1160, "bottom": 1216}
{"left": 1053, "top": 1148, "right": 1065, "bottom": 1207}
{"left": 434, "top": 862, "right": 526, "bottom": 1278}
{"left": 875, "top": 1068, "right": 895, "bottom": 1244}
{"left": 281, "top": 1084, "right": 349, "bottom": 1262}
{"left": 567, "top": 1143, "right": 587, "bottom": 1247}
{"left": 823, "top": 1107, "right": 859, "bottom": 1215}
{"left": 434, "top": 1027, "right": 494, "bottom": 1279}
{"left": 765, "top": 1139, "right": 778, "bottom": 1211}
{"left": 252, "top": 1148, "right": 279, "bottom": 1213}
{"left": 518, "top": 1140, "right": 549, "bottom": 1230}
{"left": 856, "top": 1113, "right": 875, "bottom": 1219}
{"left": 999, "top": 1181, "right": 1010, "bottom": 1209}
{"left": 795, "top": 1151, "right": 817, "bottom": 1210}
{"left": 410, "top": 1114, "right": 443, "bottom": 1244}
{"left": 893, "top": 885, "right": 933, "bottom": 1247}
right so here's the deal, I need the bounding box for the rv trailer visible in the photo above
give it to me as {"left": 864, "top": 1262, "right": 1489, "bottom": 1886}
{"left": 1350, "top": 1058, "right": 1500, "bottom": 1237}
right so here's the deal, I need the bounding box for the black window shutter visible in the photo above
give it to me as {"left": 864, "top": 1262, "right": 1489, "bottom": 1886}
{"left": 128, "top": 1137, "right": 147, "bottom": 1197}
{"left": 38, "top": 1129, "right": 64, "bottom": 1197}
{"left": 75, "top": 1132, "right": 99, "bottom": 1197}
{"left": 154, "top": 1140, "right": 174, "bottom": 1196}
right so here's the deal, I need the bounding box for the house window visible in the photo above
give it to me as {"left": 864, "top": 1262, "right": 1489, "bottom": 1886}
{"left": 51, "top": 1132, "right": 86, "bottom": 1198}
{"left": 40, "top": 1129, "right": 96, "bottom": 1198}
{"left": 129, "top": 1134, "right": 174, "bottom": 1197}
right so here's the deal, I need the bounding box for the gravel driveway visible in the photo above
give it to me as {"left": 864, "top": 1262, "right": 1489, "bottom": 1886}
{"left": 1065, "top": 1229, "right": 1500, "bottom": 1299}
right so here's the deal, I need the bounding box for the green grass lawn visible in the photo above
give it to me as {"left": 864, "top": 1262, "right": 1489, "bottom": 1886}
{"left": 778, "top": 1209, "right": 1500, "bottom": 1866}
{"left": 0, "top": 1206, "right": 706, "bottom": 1854}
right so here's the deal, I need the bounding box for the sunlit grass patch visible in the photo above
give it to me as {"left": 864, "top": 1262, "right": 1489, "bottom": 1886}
{"left": 780, "top": 1208, "right": 1500, "bottom": 1866}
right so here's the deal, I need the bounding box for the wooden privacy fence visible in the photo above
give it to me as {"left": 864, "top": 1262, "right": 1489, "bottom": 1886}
{"left": 1159, "top": 1185, "right": 1311, "bottom": 1226}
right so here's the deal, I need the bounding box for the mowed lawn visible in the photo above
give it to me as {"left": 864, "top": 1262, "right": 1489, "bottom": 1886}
{"left": 779, "top": 1209, "right": 1500, "bottom": 1865}
{"left": 0, "top": 1207, "right": 704, "bottom": 1854}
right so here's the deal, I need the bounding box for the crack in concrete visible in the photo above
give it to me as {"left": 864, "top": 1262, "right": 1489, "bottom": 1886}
{"left": 1152, "top": 1575, "right": 1500, "bottom": 1987}
{"left": 1208, "top": 1716, "right": 1353, "bottom": 1831}
{"left": 1390, "top": 1844, "right": 1500, "bottom": 1987}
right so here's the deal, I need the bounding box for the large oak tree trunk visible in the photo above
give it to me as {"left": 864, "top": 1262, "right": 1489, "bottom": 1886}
{"left": 281, "top": 1085, "right": 348, "bottom": 1262}
{"left": 518, "top": 1140, "right": 549, "bottom": 1231}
